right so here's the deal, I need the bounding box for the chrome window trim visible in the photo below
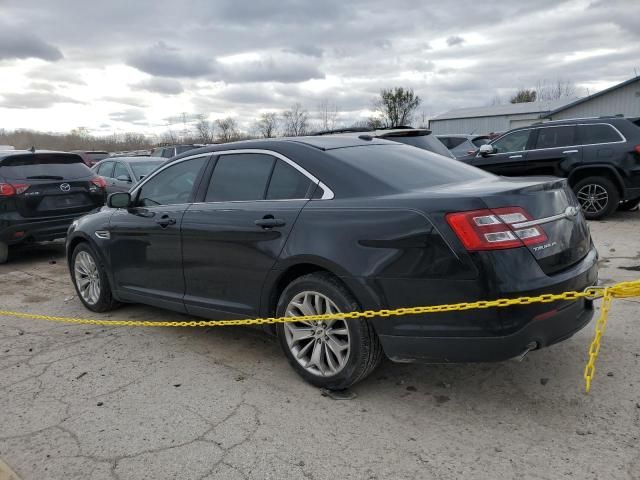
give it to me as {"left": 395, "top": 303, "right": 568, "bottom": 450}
{"left": 130, "top": 149, "right": 334, "bottom": 204}
{"left": 484, "top": 123, "right": 627, "bottom": 156}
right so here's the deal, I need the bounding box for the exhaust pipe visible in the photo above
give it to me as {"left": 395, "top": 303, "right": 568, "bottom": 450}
{"left": 513, "top": 341, "right": 539, "bottom": 362}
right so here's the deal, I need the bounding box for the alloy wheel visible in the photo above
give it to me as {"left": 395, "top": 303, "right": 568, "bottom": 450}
{"left": 576, "top": 183, "right": 609, "bottom": 215}
{"left": 283, "top": 291, "right": 350, "bottom": 377}
{"left": 74, "top": 251, "right": 101, "bottom": 305}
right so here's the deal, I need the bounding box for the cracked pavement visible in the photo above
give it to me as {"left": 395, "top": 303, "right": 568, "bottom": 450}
{"left": 1, "top": 211, "right": 639, "bottom": 480}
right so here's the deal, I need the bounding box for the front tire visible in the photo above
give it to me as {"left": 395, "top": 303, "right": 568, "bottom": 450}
{"left": 573, "top": 176, "right": 620, "bottom": 220}
{"left": 71, "top": 242, "right": 118, "bottom": 312}
{"left": 276, "top": 272, "right": 383, "bottom": 390}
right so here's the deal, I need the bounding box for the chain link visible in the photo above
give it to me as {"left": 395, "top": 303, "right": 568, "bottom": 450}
{"left": 1, "top": 279, "right": 639, "bottom": 393}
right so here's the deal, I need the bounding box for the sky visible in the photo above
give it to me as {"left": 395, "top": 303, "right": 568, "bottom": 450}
{"left": 0, "top": 0, "right": 638, "bottom": 138}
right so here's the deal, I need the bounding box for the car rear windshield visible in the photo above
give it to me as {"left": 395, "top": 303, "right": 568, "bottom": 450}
{"left": 131, "top": 161, "right": 164, "bottom": 179}
{"left": 329, "top": 144, "right": 492, "bottom": 191}
{"left": 0, "top": 154, "right": 92, "bottom": 180}
{"left": 386, "top": 134, "right": 455, "bottom": 158}
{"left": 87, "top": 152, "right": 109, "bottom": 162}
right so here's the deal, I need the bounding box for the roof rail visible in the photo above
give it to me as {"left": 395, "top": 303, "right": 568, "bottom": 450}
{"left": 377, "top": 125, "right": 414, "bottom": 130}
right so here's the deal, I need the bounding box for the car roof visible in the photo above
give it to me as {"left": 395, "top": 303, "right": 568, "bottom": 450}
{"left": 172, "top": 136, "right": 396, "bottom": 158}
{"left": 436, "top": 134, "right": 488, "bottom": 139}
{"left": 105, "top": 156, "right": 164, "bottom": 162}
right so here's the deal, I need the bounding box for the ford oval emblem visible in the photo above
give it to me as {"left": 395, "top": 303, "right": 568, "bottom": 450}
{"left": 60, "top": 183, "right": 71, "bottom": 192}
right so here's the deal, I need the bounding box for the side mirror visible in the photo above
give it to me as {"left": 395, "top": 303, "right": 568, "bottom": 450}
{"left": 116, "top": 175, "right": 132, "bottom": 183}
{"left": 107, "top": 192, "right": 131, "bottom": 209}
{"left": 478, "top": 144, "right": 495, "bottom": 156}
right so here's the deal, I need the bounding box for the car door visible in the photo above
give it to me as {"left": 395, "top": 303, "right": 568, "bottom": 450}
{"left": 108, "top": 155, "right": 209, "bottom": 312}
{"left": 525, "top": 125, "right": 582, "bottom": 176}
{"left": 111, "top": 161, "right": 134, "bottom": 192}
{"left": 181, "top": 151, "right": 315, "bottom": 319}
{"left": 472, "top": 129, "right": 533, "bottom": 176}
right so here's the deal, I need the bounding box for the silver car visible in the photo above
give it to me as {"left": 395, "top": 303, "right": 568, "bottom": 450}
{"left": 92, "top": 157, "right": 164, "bottom": 194}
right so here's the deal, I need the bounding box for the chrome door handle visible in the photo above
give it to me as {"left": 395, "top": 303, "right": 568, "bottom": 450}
{"left": 508, "top": 155, "right": 523, "bottom": 159}
{"left": 562, "top": 149, "right": 579, "bottom": 154}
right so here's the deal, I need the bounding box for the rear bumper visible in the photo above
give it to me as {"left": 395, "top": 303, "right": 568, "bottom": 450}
{"left": 0, "top": 213, "right": 89, "bottom": 245}
{"left": 379, "top": 297, "right": 593, "bottom": 363}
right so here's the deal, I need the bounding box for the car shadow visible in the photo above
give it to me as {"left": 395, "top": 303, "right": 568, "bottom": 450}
{"left": 3, "top": 240, "right": 66, "bottom": 268}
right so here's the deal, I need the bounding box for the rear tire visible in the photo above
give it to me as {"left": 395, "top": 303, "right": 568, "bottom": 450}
{"left": 618, "top": 198, "right": 640, "bottom": 212}
{"left": 573, "top": 176, "right": 620, "bottom": 220}
{"left": 0, "top": 242, "right": 7, "bottom": 264}
{"left": 71, "top": 242, "right": 119, "bottom": 312}
{"left": 276, "top": 272, "right": 383, "bottom": 390}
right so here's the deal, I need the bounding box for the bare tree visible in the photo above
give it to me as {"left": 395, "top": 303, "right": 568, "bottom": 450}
{"left": 510, "top": 88, "right": 537, "bottom": 103}
{"left": 282, "top": 103, "right": 309, "bottom": 136}
{"left": 317, "top": 99, "right": 338, "bottom": 131}
{"left": 195, "top": 114, "right": 215, "bottom": 143}
{"left": 255, "top": 112, "right": 279, "bottom": 138}
{"left": 373, "top": 87, "right": 421, "bottom": 127}
{"left": 215, "top": 117, "right": 240, "bottom": 143}
{"left": 535, "top": 79, "right": 577, "bottom": 101}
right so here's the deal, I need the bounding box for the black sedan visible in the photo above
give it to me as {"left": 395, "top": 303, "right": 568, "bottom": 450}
{"left": 66, "top": 136, "right": 598, "bottom": 389}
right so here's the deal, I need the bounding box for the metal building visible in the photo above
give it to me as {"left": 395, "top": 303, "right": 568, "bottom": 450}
{"left": 428, "top": 98, "right": 574, "bottom": 135}
{"left": 546, "top": 76, "right": 640, "bottom": 120}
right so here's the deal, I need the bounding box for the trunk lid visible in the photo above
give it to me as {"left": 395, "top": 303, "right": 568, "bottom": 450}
{"left": 478, "top": 177, "right": 591, "bottom": 274}
{"left": 0, "top": 153, "right": 106, "bottom": 218}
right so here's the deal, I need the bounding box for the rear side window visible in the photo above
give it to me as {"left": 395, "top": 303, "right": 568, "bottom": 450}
{"left": 96, "top": 161, "right": 114, "bottom": 178}
{"left": 388, "top": 134, "right": 454, "bottom": 158}
{"left": 578, "top": 124, "right": 623, "bottom": 144}
{"left": 266, "top": 161, "right": 313, "bottom": 200}
{"left": 329, "top": 144, "right": 492, "bottom": 191}
{"left": 0, "top": 154, "right": 91, "bottom": 180}
{"left": 206, "top": 153, "right": 274, "bottom": 202}
{"left": 534, "top": 126, "right": 576, "bottom": 149}
{"left": 113, "top": 162, "right": 130, "bottom": 180}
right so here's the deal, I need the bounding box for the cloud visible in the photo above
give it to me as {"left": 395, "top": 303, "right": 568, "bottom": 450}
{"left": 101, "top": 96, "right": 148, "bottom": 108}
{"left": 131, "top": 77, "right": 184, "bottom": 95}
{"left": 222, "top": 55, "right": 325, "bottom": 83}
{"left": 109, "top": 109, "right": 147, "bottom": 123}
{"left": 446, "top": 35, "right": 465, "bottom": 47}
{"left": 0, "top": 91, "right": 82, "bottom": 109}
{"left": 283, "top": 45, "right": 324, "bottom": 58}
{"left": 127, "top": 42, "right": 217, "bottom": 78}
{"left": 0, "top": 26, "right": 63, "bottom": 61}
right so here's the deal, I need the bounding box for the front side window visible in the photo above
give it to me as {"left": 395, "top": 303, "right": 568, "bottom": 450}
{"left": 492, "top": 129, "right": 531, "bottom": 153}
{"left": 205, "top": 153, "right": 275, "bottom": 202}
{"left": 578, "top": 124, "right": 623, "bottom": 144}
{"left": 136, "top": 156, "right": 207, "bottom": 206}
{"left": 266, "top": 160, "right": 313, "bottom": 200}
{"left": 534, "top": 126, "right": 576, "bottom": 149}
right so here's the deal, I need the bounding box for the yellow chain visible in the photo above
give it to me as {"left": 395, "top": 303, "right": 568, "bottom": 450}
{"left": 1, "top": 279, "right": 639, "bottom": 393}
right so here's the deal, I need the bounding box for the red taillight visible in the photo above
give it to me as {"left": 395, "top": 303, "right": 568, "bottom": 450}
{"left": 467, "top": 149, "right": 477, "bottom": 155}
{"left": 446, "top": 207, "right": 547, "bottom": 251}
{"left": 91, "top": 176, "right": 107, "bottom": 188}
{"left": 634, "top": 145, "right": 640, "bottom": 155}
{"left": 0, "top": 183, "right": 30, "bottom": 196}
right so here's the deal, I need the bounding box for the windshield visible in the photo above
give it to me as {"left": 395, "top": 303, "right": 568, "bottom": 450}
{"left": 329, "top": 144, "right": 492, "bottom": 191}
{"left": 131, "top": 161, "right": 164, "bottom": 179}
{"left": 0, "top": 153, "right": 91, "bottom": 180}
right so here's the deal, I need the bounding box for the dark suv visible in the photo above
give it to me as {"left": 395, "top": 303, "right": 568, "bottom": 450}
{"left": 0, "top": 151, "right": 107, "bottom": 263}
{"left": 460, "top": 116, "right": 640, "bottom": 219}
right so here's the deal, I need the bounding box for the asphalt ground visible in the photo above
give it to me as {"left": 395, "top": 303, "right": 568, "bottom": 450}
{"left": 1, "top": 211, "right": 639, "bottom": 480}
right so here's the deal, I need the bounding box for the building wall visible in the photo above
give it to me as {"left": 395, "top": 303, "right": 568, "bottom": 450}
{"left": 548, "top": 79, "right": 640, "bottom": 120}
{"left": 429, "top": 113, "right": 543, "bottom": 135}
